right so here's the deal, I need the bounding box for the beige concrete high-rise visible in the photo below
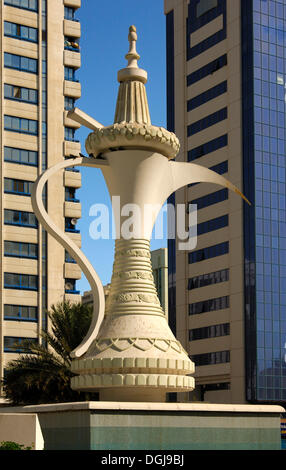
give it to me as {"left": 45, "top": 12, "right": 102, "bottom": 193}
{"left": 165, "top": 0, "right": 244, "bottom": 404}
{"left": 165, "top": 0, "right": 286, "bottom": 405}
{"left": 151, "top": 248, "right": 168, "bottom": 318}
{"left": 0, "top": 0, "right": 82, "bottom": 389}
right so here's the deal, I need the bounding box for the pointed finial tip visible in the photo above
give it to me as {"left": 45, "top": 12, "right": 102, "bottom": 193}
{"left": 128, "top": 25, "right": 137, "bottom": 42}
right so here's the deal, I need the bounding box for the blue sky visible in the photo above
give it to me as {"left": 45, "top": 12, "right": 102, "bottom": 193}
{"left": 75, "top": 1, "right": 167, "bottom": 293}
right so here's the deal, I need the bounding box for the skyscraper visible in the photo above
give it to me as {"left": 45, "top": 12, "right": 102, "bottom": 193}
{"left": 0, "top": 0, "right": 82, "bottom": 386}
{"left": 151, "top": 248, "right": 169, "bottom": 318}
{"left": 165, "top": 0, "right": 286, "bottom": 404}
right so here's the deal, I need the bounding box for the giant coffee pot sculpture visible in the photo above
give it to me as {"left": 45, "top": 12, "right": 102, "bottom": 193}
{"left": 32, "top": 26, "right": 249, "bottom": 402}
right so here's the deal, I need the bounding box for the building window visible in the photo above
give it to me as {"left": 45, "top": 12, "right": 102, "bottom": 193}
{"left": 189, "top": 322, "right": 230, "bottom": 341}
{"left": 4, "top": 52, "right": 38, "bottom": 74}
{"left": 187, "top": 0, "right": 227, "bottom": 60}
{"left": 64, "top": 66, "right": 77, "bottom": 81}
{"left": 191, "top": 350, "right": 230, "bottom": 366}
{"left": 187, "top": 108, "right": 227, "bottom": 137}
{"left": 4, "top": 273, "right": 38, "bottom": 291}
{"left": 188, "top": 268, "right": 229, "bottom": 290}
{"left": 4, "top": 84, "right": 38, "bottom": 104}
{"left": 4, "top": 209, "right": 38, "bottom": 228}
{"left": 65, "top": 279, "right": 79, "bottom": 295}
{"left": 4, "top": 147, "right": 38, "bottom": 166}
{"left": 4, "top": 0, "right": 38, "bottom": 11}
{"left": 196, "top": 0, "right": 218, "bottom": 17}
{"left": 65, "top": 187, "right": 79, "bottom": 202}
{"left": 189, "top": 295, "right": 229, "bottom": 315}
{"left": 187, "top": 54, "right": 227, "bottom": 86}
{"left": 4, "top": 304, "right": 38, "bottom": 322}
{"left": 202, "top": 382, "right": 230, "bottom": 392}
{"left": 42, "top": 59, "right": 47, "bottom": 76}
{"left": 4, "top": 241, "right": 38, "bottom": 259}
{"left": 65, "top": 250, "right": 76, "bottom": 264}
{"left": 65, "top": 217, "right": 79, "bottom": 233}
{"left": 4, "top": 177, "right": 33, "bottom": 196}
{"left": 64, "top": 6, "right": 77, "bottom": 20}
{"left": 4, "top": 115, "right": 38, "bottom": 135}
{"left": 187, "top": 81, "right": 227, "bottom": 112}
{"left": 64, "top": 97, "right": 75, "bottom": 111}
{"left": 4, "top": 21, "right": 38, "bottom": 43}
{"left": 188, "top": 134, "right": 228, "bottom": 162}
{"left": 4, "top": 336, "right": 37, "bottom": 353}
{"left": 189, "top": 241, "right": 229, "bottom": 264}
{"left": 64, "top": 127, "right": 77, "bottom": 142}
{"left": 195, "top": 214, "right": 228, "bottom": 236}
{"left": 210, "top": 160, "right": 228, "bottom": 175}
{"left": 190, "top": 188, "right": 228, "bottom": 210}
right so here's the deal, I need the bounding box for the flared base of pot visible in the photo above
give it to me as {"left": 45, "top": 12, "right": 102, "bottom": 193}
{"left": 71, "top": 373, "right": 195, "bottom": 402}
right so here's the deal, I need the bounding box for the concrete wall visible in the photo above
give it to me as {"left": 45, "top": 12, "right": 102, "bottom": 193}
{"left": 0, "top": 413, "right": 44, "bottom": 450}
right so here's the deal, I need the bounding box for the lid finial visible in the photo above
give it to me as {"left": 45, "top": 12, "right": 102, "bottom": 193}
{"left": 117, "top": 25, "right": 147, "bottom": 84}
{"left": 125, "top": 25, "right": 140, "bottom": 68}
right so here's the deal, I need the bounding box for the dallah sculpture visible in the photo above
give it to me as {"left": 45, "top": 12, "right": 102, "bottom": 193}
{"left": 31, "top": 26, "right": 249, "bottom": 402}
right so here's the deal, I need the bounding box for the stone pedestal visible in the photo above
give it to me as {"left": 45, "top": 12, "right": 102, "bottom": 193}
{"left": 0, "top": 402, "right": 284, "bottom": 450}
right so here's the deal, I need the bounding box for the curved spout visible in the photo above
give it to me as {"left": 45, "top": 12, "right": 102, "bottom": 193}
{"left": 31, "top": 156, "right": 107, "bottom": 358}
{"left": 168, "top": 161, "right": 251, "bottom": 205}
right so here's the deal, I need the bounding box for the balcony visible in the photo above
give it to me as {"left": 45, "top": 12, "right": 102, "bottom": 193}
{"left": 64, "top": 262, "right": 81, "bottom": 280}
{"left": 64, "top": 80, "right": 81, "bottom": 99}
{"left": 64, "top": 168, "right": 82, "bottom": 188}
{"left": 64, "top": 140, "right": 81, "bottom": 157}
{"left": 64, "top": 19, "right": 81, "bottom": 39}
{"left": 65, "top": 292, "right": 81, "bottom": 303}
{"left": 64, "top": 0, "right": 81, "bottom": 8}
{"left": 64, "top": 110, "right": 81, "bottom": 129}
{"left": 64, "top": 49, "right": 81, "bottom": 69}
{"left": 64, "top": 201, "right": 81, "bottom": 219}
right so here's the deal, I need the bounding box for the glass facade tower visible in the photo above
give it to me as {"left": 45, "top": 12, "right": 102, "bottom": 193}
{"left": 165, "top": 0, "right": 286, "bottom": 404}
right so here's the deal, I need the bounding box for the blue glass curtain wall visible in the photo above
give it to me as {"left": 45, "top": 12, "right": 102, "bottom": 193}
{"left": 242, "top": 0, "right": 286, "bottom": 403}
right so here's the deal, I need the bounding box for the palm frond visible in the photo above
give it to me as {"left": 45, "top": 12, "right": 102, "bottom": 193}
{"left": 1, "top": 301, "right": 96, "bottom": 405}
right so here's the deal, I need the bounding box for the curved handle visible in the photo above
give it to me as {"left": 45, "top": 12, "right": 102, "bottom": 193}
{"left": 31, "top": 156, "right": 105, "bottom": 358}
